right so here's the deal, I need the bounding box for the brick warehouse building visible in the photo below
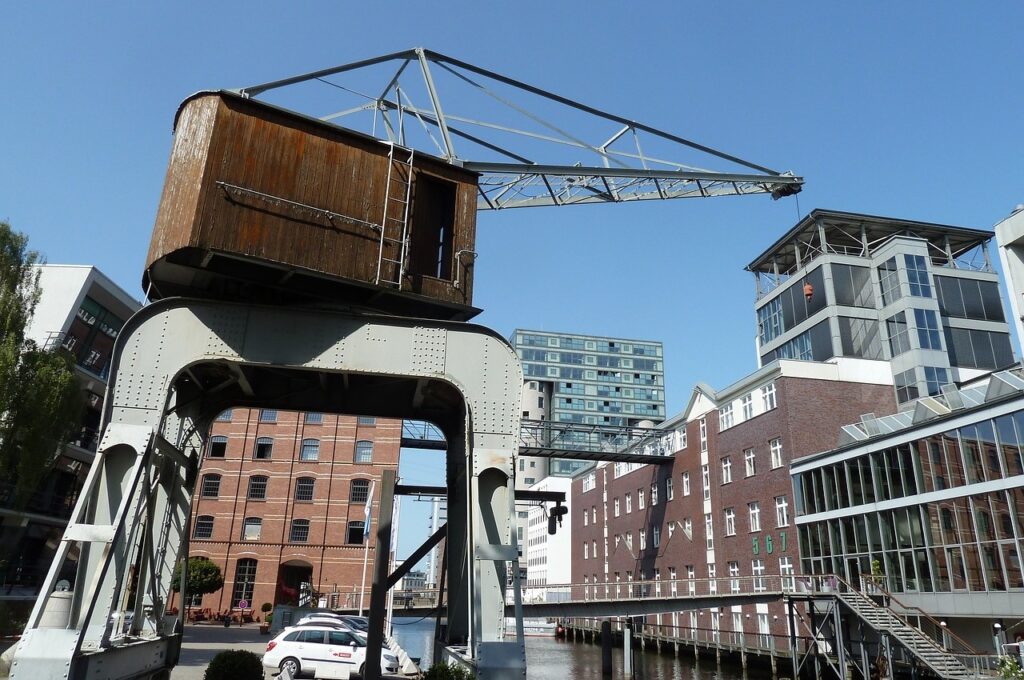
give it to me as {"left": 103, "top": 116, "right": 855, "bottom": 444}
{"left": 571, "top": 359, "right": 898, "bottom": 646}
{"left": 183, "top": 408, "right": 401, "bottom": 616}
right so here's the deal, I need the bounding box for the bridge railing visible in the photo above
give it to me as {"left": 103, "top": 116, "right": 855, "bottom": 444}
{"left": 566, "top": 618, "right": 798, "bottom": 655}
{"left": 529, "top": 574, "right": 810, "bottom": 603}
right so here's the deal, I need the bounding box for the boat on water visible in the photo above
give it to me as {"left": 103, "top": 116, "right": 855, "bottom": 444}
{"left": 504, "top": 617, "right": 559, "bottom": 637}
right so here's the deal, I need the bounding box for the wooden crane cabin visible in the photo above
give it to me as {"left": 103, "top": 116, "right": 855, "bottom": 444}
{"left": 144, "top": 91, "right": 481, "bottom": 321}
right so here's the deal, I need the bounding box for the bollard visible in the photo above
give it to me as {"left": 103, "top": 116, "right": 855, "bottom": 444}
{"left": 601, "top": 620, "right": 613, "bottom": 677}
{"left": 624, "top": 620, "right": 633, "bottom": 679}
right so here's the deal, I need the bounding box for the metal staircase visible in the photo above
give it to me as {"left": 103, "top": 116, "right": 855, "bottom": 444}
{"left": 836, "top": 587, "right": 977, "bottom": 679}
{"left": 375, "top": 144, "right": 414, "bottom": 287}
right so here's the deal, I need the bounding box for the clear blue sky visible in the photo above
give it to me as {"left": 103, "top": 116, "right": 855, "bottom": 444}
{"left": 5, "top": 2, "right": 1024, "bottom": 559}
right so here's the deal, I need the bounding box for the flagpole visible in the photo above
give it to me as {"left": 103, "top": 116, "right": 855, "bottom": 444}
{"left": 358, "top": 480, "right": 376, "bottom": 616}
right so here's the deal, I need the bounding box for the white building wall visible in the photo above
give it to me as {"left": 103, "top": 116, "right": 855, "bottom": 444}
{"left": 523, "top": 476, "right": 573, "bottom": 603}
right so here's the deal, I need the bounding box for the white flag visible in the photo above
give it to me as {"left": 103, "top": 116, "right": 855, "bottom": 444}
{"left": 363, "top": 480, "right": 376, "bottom": 540}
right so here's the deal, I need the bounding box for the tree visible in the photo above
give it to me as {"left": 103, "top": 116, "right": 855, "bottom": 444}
{"left": 0, "top": 220, "right": 83, "bottom": 509}
{"left": 171, "top": 557, "right": 225, "bottom": 611}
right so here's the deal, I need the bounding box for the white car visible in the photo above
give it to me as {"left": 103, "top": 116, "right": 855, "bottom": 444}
{"left": 263, "top": 625, "right": 399, "bottom": 678}
{"left": 294, "top": 615, "right": 352, "bottom": 628}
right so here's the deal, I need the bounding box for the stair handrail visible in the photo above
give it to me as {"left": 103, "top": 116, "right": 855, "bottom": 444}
{"left": 854, "top": 574, "right": 983, "bottom": 657}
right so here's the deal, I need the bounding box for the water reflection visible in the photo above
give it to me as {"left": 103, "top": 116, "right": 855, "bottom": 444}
{"left": 391, "top": 619, "right": 749, "bottom": 680}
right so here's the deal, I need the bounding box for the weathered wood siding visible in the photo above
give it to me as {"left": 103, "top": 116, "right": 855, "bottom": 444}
{"left": 146, "top": 92, "right": 477, "bottom": 309}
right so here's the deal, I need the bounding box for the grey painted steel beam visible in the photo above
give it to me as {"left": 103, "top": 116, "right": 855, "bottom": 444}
{"left": 12, "top": 299, "right": 525, "bottom": 680}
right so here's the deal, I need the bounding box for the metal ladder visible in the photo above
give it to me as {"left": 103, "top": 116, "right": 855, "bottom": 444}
{"left": 375, "top": 144, "right": 415, "bottom": 287}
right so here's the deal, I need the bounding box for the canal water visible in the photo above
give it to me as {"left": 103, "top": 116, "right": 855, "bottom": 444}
{"left": 391, "top": 618, "right": 749, "bottom": 680}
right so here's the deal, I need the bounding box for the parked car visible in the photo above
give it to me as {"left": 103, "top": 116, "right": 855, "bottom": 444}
{"left": 263, "top": 625, "right": 399, "bottom": 678}
{"left": 294, "top": 615, "right": 353, "bottom": 628}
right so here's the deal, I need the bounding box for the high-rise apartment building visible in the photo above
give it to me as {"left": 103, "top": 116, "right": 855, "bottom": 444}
{"left": 1, "top": 266, "right": 139, "bottom": 630}
{"left": 185, "top": 409, "right": 401, "bottom": 615}
{"left": 749, "top": 210, "right": 1013, "bottom": 405}
{"left": 512, "top": 329, "right": 666, "bottom": 479}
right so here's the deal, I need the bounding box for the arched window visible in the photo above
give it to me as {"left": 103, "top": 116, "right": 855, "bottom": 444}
{"left": 295, "top": 478, "right": 315, "bottom": 502}
{"left": 242, "top": 517, "right": 262, "bottom": 541}
{"left": 300, "top": 438, "right": 320, "bottom": 461}
{"left": 200, "top": 474, "right": 221, "bottom": 498}
{"left": 350, "top": 479, "right": 370, "bottom": 504}
{"left": 247, "top": 475, "right": 268, "bottom": 500}
{"left": 193, "top": 515, "right": 214, "bottom": 539}
{"left": 289, "top": 519, "right": 310, "bottom": 543}
{"left": 254, "top": 437, "right": 273, "bottom": 460}
{"left": 355, "top": 440, "right": 374, "bottom": 463}
{"left": 207, "top": 436, "right": 228, "bottom": 458}
{"left": 231, "top": 558, "right": 258, "bottom": 608}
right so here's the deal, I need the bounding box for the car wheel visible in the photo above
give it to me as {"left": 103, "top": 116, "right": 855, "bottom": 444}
{"left": 359, "top": 662, "right": 366, "bottom": 677}
{"left": 280, "top": 657, "right": 301, "bottom": 677}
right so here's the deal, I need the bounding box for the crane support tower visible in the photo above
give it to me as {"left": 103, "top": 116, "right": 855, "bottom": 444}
{"left": 10, "top": 47, "right": 802, "bottom": 680}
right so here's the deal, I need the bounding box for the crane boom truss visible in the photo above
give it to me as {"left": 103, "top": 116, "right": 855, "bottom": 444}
{"left": 235, "top": 47, "right": 803, "bottom": 210}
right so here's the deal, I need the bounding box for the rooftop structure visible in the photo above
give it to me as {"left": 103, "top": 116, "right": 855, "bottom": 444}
{"left": 748, "top": 209, "right": 1013, "bottom": 405}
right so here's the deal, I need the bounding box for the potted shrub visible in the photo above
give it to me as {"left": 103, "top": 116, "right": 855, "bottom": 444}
{"left": 259, "top": 603, "right": 273, "bottom": 634}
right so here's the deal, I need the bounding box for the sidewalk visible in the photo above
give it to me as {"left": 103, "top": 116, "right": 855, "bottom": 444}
{"left": 171, "top": 623, "right": 275, "bottom": 680}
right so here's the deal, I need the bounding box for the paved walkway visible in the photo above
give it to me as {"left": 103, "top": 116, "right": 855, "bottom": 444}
{"left": 171, "top": 623, "right": 276, "bottom": 680}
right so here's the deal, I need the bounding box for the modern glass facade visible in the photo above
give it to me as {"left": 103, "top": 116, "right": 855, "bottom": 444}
{"left": 794, "top": 400, "right": 1024, "bottom": 595}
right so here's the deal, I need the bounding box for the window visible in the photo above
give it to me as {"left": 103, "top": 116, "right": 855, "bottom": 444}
{"left": 346, "top": 521, "right": 365, "bottom": 546}
{"left": 914, "top": 308, "right": 942, "bottom": 350}
{"left": 770, "top": 438, "right": 783, "bottom": 469}
{"left": 724, "top": 508, "right": 736, "bottom": 536}
{"left": 193, "top": 515, "right": 214, "bottom": 539}
{"left": 775, "top": 496, "right": 789, "bottom": 527}
{"left": 668, "top": 522, "right": 675, "bottom": 539}
{"left": 289, "top": 519, "right": 311, "bottom": 543}
{"left": 584, "top": 542, "right": 589, "bottom": 560}
{"left": 780, "top": 556, "right": 795, "bottom": 590}
{"left": 762, "top": 382, "right": 776, "bottom": 411}
{"left": 350, "top": 479, "right": 371, "bottom": 504}
{"left": 886, "top": 311, "right": 912, "bottom": 356}
{"left": 358, "top": 416, "right": 377, "bottom": 425}
{"left": 638, "top": 489, "right": 645, "bottom": 509}
{"left": 702, "top": 464, "right": 711, "bottom": 499}
{"left": 895, "top": 368, "right": 919, "bottom": 403}
{"left": 583, "top": 510, "right": 588, "bottom": 527}
{"left": 592, "top": 540, "right": 597, "bottom": 558}
{"left": 614, "top": 498, "right": 620, "bottom": 517}
{"left": 666, "top": 477, "right": 674, "bottom": 501}
{"left": 304, "top": 412, "right": 324, "bottom": 424}
{"left": 686, "top": 565, "right": 696, "bottom": 595}
{"left": 216, "top": 409, "right": 233, "bottom": 421}
{"left": 699, "top": 418, "right": 708, "bottom": 452}
{"left": 936, "top": 276, "right": 1005, "bottom": 322}
{"left": 878, "top": 257, "right": 902, "bottom": 306}
{"left": 582, "top": 473, "right": 596, "bottom": 492}
{"left": 719, "top": 404, "right": 734, "bottom": 430}
{"left": 682, "top": 472, "right": 691, "bottom": 496}
{"left": 299, "top": 438, "right": 320, "bottom": 461}
{"left": 728, "top": 561, "right": 740, "bottom": 593}
{"left": 242, "top": 517, "right": 262, "bottom": 541}
{"left": 744, "top": 448, "right": 756, "bottom": 477}
{"left": 639, "top": 529, "right": 646, "bottom": 550}
{"left": 259, "top": 409, "right": 277, "bottom": 422}
{"left": 741, "top": 394, "right": 753, "bottom": 420}
{"left": 207, "top": 436, "right": 227, "bottom": 458}
{"left": 905, "top": 254, "right": 931, "bottom": 297}
{"left": 200, "top": 474, "right": 221, "bottom": 498}
{"left": 924, "top": 366, "right": 949, "bottom": 396}
{"left": 295, "top": 477, "right": 315, "bottom": 502}
{"left": 592, "top": 507, "right": 597, "bottom": 524}
{"left": 752, "top": 559, "right": 766, "bottom": 592}
{"left": 625, "top": 493, "right": 632, "bottom": 514}
{"left": 355, "top": 440, "right": 374, "bottom": 463}
{"left": 708, "top": 564, "right": 717, "bottom": 594}
{"left": 757, "top": 297, "right": 784, "bottom": 345}
{"left": 329, "top": 630, "right": 361, "bottom": 646}
{"left": 705, "top": 513, "right": 714, "bottom": 549}
{"left": 231, "top": 558, "right": 258, "bottom": 608}
{"left": 748, "top": 502, "right": 761, "bottom": 532}
{"left": 253, "top": 437, "right": 273, "bottom": 460}
{"left": 651, "top": 483, "right": 658, "bottom": 506}
{"left": 721, "top": 457, "right": 733, "bottom": 484}
{"left": 247, "top": 475, "right": 268, "bottom": 500}
{"left": 684, "top": 518, "right": 692, "bottom": 538}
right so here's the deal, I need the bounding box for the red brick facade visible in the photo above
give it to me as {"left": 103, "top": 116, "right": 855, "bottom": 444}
{"left": 571, "top": 375, "right": 896, "bottom": 641}
{"left": 181, "top": 409, "right": 401, "bottom": 617}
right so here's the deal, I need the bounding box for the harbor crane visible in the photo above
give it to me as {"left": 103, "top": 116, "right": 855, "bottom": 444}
{"left": 8, "top": 47, "right": 802, "bottom": 680}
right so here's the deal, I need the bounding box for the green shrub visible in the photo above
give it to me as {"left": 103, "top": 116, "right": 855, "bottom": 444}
{"left": 424, "top": 661, "right": 474, "bottom": 680}
{"left": 203, "top": 650, "right": 264, "bottom": 680}
{"left": 261, "top": 602, "right": 273, "bottom": 613}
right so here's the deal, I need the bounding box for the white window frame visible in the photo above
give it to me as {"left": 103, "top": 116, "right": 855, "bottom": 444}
{"left": 721, "top": 457, "right": 732, "bottom": 484}
{"left": 741, "top": 393, "right": 753, "bottom": 420}
{"left": 704, "top": 513, "right": 714, "bottom": 549}
{"left": 701, "top": 465, "right": 711, "bottom": 500}
{"left": 724, "top": 508, "right": 736, "bottom": 536}
{"left": 651, "top": 482, "right": 658, "bottom": 506}
{"left": 776, "top": 495, "right": 790, "bottom": 527}
{"left": 744, "top": 448, "right": 756, "bottom": 477}
{"left": 718, "top": 404, "right": 734, "bottom": 430}
{"left": 682, "top": 471, "right": 691, "bottom": 496}
{"left": 666, "top": 476, "right": 673, "bottom": 501}
{"left": 625, "top": 492, "right": 632, "bottom": 514}
{"left": 752, "top": 559, "right": 766, "bottom": 592}
{"left": 770, "top": 438, "right": 783, "bottom": 469}
{"left": 614, "top": 498, "right": 620, "bottom": 517}
{"left": 638, "top": 489, "right": 645, "bottom": 510}
{"left": 749, "top": 502, "right": 761, "bottom": 532}
{"left": 762, "top": 382, "right": 777, "bottom": 411}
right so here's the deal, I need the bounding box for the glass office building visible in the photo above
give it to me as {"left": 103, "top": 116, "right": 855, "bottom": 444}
{"left": 792, "top": 368, "right": 1024, "bottom": 619}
